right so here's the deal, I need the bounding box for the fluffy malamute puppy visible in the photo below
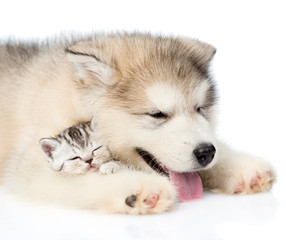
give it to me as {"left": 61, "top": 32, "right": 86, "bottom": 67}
{"left": 0, "top": 33, "right": 275, "bottom": 214}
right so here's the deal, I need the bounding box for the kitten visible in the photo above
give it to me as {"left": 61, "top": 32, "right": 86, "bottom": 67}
{"left": 39, "top": 117, "right": 124, "bottom": 175}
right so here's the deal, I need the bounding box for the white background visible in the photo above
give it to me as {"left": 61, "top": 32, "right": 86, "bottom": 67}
{"left": 0, "top": 0, "right": 285, "bottom": 239}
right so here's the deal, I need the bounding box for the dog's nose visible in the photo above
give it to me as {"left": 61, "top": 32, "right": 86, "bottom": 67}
{"left": 194, "top": 144, "right": 216, "bottom": 167}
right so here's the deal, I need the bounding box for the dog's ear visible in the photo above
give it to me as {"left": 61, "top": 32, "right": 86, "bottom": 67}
{"left": 195, "top": 42, "right": 216, "bottom": 65}
{"left": 66, "top": 48, "right": 115, "bottom": 87}
{"left": 183, "top": 38, "right": 216, "bottom": 73}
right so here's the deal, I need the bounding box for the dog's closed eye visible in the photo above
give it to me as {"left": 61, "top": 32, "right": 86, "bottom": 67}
{"left": 147, "top": 111, "right": 168, "bottom": 119}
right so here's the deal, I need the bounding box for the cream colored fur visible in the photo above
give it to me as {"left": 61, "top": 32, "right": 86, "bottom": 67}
{"left": 0, "top": 33, "right": 275, "bottom": 214}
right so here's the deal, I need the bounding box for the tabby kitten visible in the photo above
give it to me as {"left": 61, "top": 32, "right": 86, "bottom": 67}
{"left": 40, "top": 117, "right": 124, "bottom": 175}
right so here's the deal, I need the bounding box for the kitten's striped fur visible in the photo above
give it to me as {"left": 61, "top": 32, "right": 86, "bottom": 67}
{"left": 57, "top": 121, "right": 95, "bottom": 150}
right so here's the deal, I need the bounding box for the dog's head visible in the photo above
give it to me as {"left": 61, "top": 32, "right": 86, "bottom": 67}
{"left": 66, "top": 34, "right": 217, "bottom": 176}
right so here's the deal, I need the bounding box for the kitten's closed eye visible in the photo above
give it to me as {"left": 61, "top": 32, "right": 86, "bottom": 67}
{"left": 69, "top": 156, "right": 81, "bottom": 161}
{"left": 92, "top": 146, "right": 103, "bottom": 156}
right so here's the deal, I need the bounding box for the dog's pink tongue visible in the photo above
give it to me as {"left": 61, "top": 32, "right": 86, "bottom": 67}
{"left": 169, "top": 171, "right": 203, "bottom": 202}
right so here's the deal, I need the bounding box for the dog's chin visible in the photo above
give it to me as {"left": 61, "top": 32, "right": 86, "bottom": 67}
{"left": 135, "top": 148, "right": 168, "bottom": 175}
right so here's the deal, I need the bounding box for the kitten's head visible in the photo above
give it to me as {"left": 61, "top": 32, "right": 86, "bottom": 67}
{"left": 39, "top": 118, "right": 102, "bottom": 173}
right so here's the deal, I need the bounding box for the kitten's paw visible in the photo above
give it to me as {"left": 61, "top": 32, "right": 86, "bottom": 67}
{"left": 99, "top": 161, "right": 122, "bottom": 175}
{"left": 124, "top": 182, "right": 176, "bottom": 214}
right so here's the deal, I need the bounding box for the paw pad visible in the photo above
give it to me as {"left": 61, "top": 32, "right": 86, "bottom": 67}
{"left": 250, "top": 173, "right": 262, "bottom": 191}
{"left": 232, "top": 170, "right": 275, "bottom": 194}
{"left": 125, "top": 194, "right": 137, "bottom": 208}
{"left": 234, "top": 183, "right": 245, "bottom": 194}
{"left": 143, "top": 193, "right": 159, "bottom": 209}
{"left": 125, "top": 192, "right": 160, "bottom": 209}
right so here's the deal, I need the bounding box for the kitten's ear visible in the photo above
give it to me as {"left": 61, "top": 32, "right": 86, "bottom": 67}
{"left": 89, "top": 116, "right": 97, "bottom": 130}
{"left": 39, "top": 138, "right": 60, "bottom": 160}
{"left": 66, "top": 49, "right": 114, "bottom": 87}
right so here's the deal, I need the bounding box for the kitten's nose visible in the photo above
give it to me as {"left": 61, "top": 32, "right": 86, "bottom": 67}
{"left": 85, "top": 159, "right": 92, "bottom": 164}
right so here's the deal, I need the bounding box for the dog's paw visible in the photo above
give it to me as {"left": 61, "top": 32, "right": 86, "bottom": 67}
{"left": 233, "top": 170, "right": 275, "bottom": 194}
{"left": 222, "top": 157, "right": 276, "bottom": 194}
{"left": 99, "top": 161, "right": 122, "bottom": 175}
{"left": 124, "top": 180, "right": 176, "bottom": 214}
{"left": 200, "top": 143, "right": 276, "bottom": 195}
{"left": 100, "top": 171, "right": 176, "bottom": 214}
{"left": 125, "top": 193, "right": 159, "bottom": 209}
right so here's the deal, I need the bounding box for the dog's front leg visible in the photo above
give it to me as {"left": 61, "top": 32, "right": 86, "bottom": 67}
{"left": 199, "top": 141, "right": 275, "bottom": 194}
{"left": 7, "top": 168, "right": 176, "bottom": 214}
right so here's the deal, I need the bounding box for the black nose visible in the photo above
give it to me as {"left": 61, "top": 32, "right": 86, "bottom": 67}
{"left": 194, "top": 144, "right": 216, "bottom": 167}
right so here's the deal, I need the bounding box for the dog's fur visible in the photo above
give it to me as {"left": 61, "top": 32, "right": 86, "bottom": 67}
{"left": 0, "top": 33, "right": 275, "bottom": 214}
